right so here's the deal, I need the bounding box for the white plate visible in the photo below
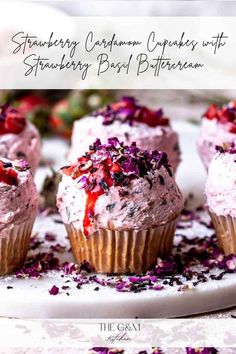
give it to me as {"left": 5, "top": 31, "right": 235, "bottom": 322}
{"left": 0, "top": 121, "right": 235, "bottom": 319}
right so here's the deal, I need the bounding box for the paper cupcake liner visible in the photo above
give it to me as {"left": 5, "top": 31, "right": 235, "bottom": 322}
{"left": 0, "top": 214, "right": 36, "bottom": 275}
{"left": 65, "top": 218, "right": 177, "bottom": 274}
{"left": 209, "top": 211, "right": 236, "bottom": 255}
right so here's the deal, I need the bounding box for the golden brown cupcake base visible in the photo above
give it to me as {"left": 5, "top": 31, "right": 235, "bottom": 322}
{"left": 0, "top": 215, "right": 36, "bottom": 275}
{"left": 66, "top": 219, "right": 177, "bottom": 274}
{"left": 209, "top": 211, "right": 236, "bottom": 255}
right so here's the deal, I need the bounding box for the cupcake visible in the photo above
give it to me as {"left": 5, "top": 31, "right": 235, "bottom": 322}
{"left": 0, "top": 104, "right": 41, "bottom": 174}
{"left": 198, "top": 100, "right": 236, "bottom": 169}
{"left": 57, "top": 138, "right": 184, "bottom": 274}
{"left": 205, "top": 143, "right": 236, "bottom": 255}
{"left": 68, "top": 97, "right": 181, "bottom": 172}
{"left": 0, "top": 159, "right": 38, "bottom": 275}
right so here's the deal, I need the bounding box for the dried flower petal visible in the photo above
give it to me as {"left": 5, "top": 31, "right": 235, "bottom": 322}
{"left": 49, "top": 285, "right": 59, "bottom": 295}
{"left": 93, "top": 97, "right": 169, "bottom": 128}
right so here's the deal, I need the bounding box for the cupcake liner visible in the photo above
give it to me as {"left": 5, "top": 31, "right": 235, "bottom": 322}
{"left": 209, "top": 211, "right": 236, "bottom": 255}
{"left": 65, "top": 218, "right": 177, "bottom": 274}
{"left": 0, "top": 214, "right": 36, "bottom": 275}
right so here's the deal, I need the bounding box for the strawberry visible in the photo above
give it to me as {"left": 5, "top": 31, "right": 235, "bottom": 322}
{"left": 137, "top": 107, "right": 169, "bottom": 127}
{"left": 0, "top": 105, "right": 26, "bottom": 135}
{"left": 204, "top": 103, "right": 236, "bottom": 135}
{"left": 50, "top": 91, "right": 114, "bottom": 139}
{"left": 0, "top": 120, "right": 8, "bottom": 134}
{"left": 50, "top": 99, "right": 73, "bottom": 138}
{"left": 229, "top": 124, "right": 236, "bottom": 134}
{"left": 17, "top": 95, "right": 48, "bottom": 115}
{"left": 4, "top": 110, "right": 26, "bottom": 134}
{"left": 16, "top": 95, "right": 50, "bottom": 136}
{"left": 204, "top": 104, "right": 218, "bottom": 119}
{"left": 0, "top": 161, "right": 18, "bottom": 186}
{"left": 142, "top": 111, "right": 169, "bottom": 127}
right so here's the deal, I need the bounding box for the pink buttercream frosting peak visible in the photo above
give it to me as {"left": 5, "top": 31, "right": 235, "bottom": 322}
{"left": 68, "top": 97, "right": 180, "bottom": 172}
{"left": 0, "top": 158, "right": 38, "bottom": 235}
{"left": 198, "top": 102, "right": 236, "bottom": 169}
{"left": 198, "top": 100, "right": 236, "bottom": 170}
{"left": 0, "top": 104, "right": 41, "bottom": 174}
{"left": 205, "top": 148, "right": 236, "bottom": 217}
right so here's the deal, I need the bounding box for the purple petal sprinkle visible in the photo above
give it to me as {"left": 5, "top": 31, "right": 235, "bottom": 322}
{"left": 49, "top": 285, "right": 59, "bottom": 296}
{"left": 92, "top": 96, "right": 169, "bottom": 128}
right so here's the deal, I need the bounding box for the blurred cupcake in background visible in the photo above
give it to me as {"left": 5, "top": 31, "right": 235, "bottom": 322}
{"left": 57, "top": 138, "right": 183, "bottom": 274}
{"left": 0, "top": 104, "right": 41, "bottom": 174}
{"left": 205, "top": 143, "right": 236, "bottom": 255}
{"left": 0, "top": 159, "right": 38, "bottom": 275}
{"left": 0, "top": 91, "right": 51, "bottom": 137}
{"left": 68, "top": 97, "right": 181, "bottom": 173}
{"left": 49, "top": 90, "right": 114, "bottom": 138}
{"left": 0, "top": 90, "right": 114, "bottom": 139}
{"left": 16, "top": 93, "right": 51, "bottom": 136}
{"left": 198, "top": 100, "right": 236, "bottom": 169}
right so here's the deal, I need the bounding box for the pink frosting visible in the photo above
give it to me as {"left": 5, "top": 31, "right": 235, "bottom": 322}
{"left": 68, "top": 115, "right": 180, "bottom": 172}
{"left": 0, "top": 122, "right": 41, "bottom": 174}
{"left": 205, "top": 152, "right": 236, "bottom": 217}
{"left": 0, "top": 160, "right": 38, "bottom": 236}
{"left": 198, "top": 117, "right": 236, "bottom": 169}
{"left": 57, "top": 165, "right": 184, "bottom": 234}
